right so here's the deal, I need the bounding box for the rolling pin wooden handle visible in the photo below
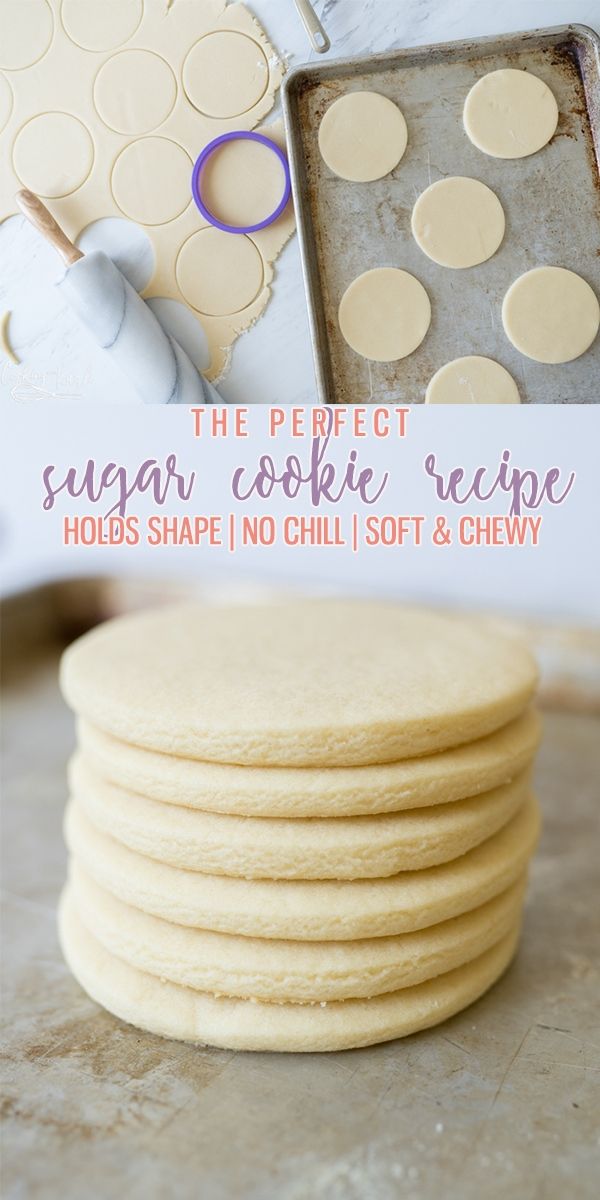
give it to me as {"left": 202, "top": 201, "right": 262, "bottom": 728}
{"left": 15, "top": 188, "right": 83, "bottom": 267}
{"left": 294, "top": 0, "right": 330, "bottom": 53}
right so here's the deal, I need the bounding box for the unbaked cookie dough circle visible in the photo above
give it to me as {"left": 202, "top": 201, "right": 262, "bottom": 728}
{"left": 339, "top": 268, "right": 431, "bottom": 362}
{"left": 61, "top": 0, "right": 142, "bottom": 53}
{"left": 412, "top": 177, "right": 505, "bottom": 269}
{"left": 0, "top": 0, "right": 53, "bottom": 70}
{"left": 502, "top": 267, "right": 600, "bottom": 364}
{"left": 94, "top": 50, "right": 177, "bottom": 135}
{"left": 426, "top": 356, "right": 521, "bottom": 404}
{"left": 112, "top": 137, "right": 192, "bottom": 225}
{"left": 200, "top": 137, "right": 287, "bottom": 229}
{"left": 464, "top": 69, "right": 558, "bottom": 159}
{"left": 176, "top": 228, "right": 264, "bottom": 316}
{"left": 59, "top": 890, "right": 521, "bottom": 1052}
{"left": 59, "top": 601, "right": 538, "bottom": 767}
{"left": 183, "top": 31, "right": 269, "bottom": 118}
{"left": 13, "top": 112, "right": 94, "bottom": 199}
{"left": 318, "top": 91, "right": 408, "bottom": 182}
{"left": 0, "top": 74, "right": 13, "bottom": 134}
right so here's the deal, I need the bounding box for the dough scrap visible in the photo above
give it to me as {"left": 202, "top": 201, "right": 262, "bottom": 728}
{"left": 77, "top": 708, "right": 541, "bottom": 818}
{"left": 93, "top": 50, "right": 177, "bottom": 135}
{"left": 318, "top": 91, "right": 408, "bottom": 182}
{"left": 70, "top": 863, "right": 526, "bottom": 1004}
{"left": 464, "top": 68, "right": 558, "bottom": 159}
{"left": 59, "top": 602, "right": 538, "bottom": 766}
{"left": 502, "top": 267, "right": 600, "bottom": 364}
{"left": 183, "top": 31, "right": 269, "bottom": 118}
{"left": 13, "top": 112, "right": 94, "bottom": 199}
{"left": 412, "top": 177, "right": 505, "bottom": 269}
{"left": 339, "top": 269, "right": 431, "bottom": 363}
{"left": 111, "top": 136, "right": 192, "bottom": 225}
{"left": 65, "top": 796, "right": 540, "bottom": 941}
{"left": 426, "top": 356, "right": 520, "bottom": 404}
{"left": 59, "top": 892, "right": 521, "bottom": 1052}
{"left": 70, "top": 751, "right": 531, "bottom": 879}
{"left": 176, "top": 227, "right": 264, "bottom": 315}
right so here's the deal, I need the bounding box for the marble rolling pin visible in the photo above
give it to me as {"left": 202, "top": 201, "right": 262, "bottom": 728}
{"left": 16, "top": 189, "right": 220, "bottom": 405}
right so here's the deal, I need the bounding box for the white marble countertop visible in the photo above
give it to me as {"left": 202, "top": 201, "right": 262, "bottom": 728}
{"left": 0, "top": 0, "right": 598, "bottom": 406}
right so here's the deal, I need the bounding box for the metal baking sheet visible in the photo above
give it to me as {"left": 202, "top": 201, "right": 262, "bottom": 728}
{"left": 283, "top": 24, "right": 600, "bottom": 404}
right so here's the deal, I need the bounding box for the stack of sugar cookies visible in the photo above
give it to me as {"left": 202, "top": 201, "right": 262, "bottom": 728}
{"left": 59, "top": 601, "right": 541, "bottom": 1053}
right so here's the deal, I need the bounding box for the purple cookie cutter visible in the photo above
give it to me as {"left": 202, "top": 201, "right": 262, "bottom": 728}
{"left": 191, "top": 131, "right": 291, "bottom": 234}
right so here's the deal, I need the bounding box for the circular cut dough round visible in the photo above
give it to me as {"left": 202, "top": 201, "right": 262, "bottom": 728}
{"left": 94, "top": 50, "right": 177, "bottom": 135}
{"left": 65, "top": 796, "right": 540, "bottom": 941}
{"left": 464, "top": 68, "right": 558, "bottom": 159}
{"left": 70, "top": 753, "right": 531, "bottom": 879}
{"left": 412, "top": 177, "right": 505, "bottom": 269}
{"left": 59, "top": 893, "right": 521, "bottom": 1052}
{"left": 200, "top": 137, "right": 287, "bottom": 229}
{"left": 0, "top": 0, "right": 53, "bottom": 70}
{"left": 70, "top": 864, "right": 526, "bottom": 1004}
{"left": 59, "top": 602, "right": 538, "bottom": 767}
{"left": 0, "top": 74, "right": 13, "bottom": 134}
{"left": 176, "top": 228, "right": 264, "bottom": 316}
{"left": 339, "top": 269, "right": 431, "bottom": 362}
{"left": 61, "top": 0, "right": 142, "bottom": 53}
{"left": 111, "top": 137, "right": 192, "bottom": 225}
{"left": 77, "top": 708, "right": 540, "bottom": 818}
{"left": 426, "top": 356, "right": 521, "bottom": 404}
{"left": 502, "top": 267, "right": 600, "bottom": 364}
{"left": 183, "top": 32, "right": 269, "bottom": 118}
{"left": 13, "top": 112, "right": 94, "bottom": 199}
{"left": 318, "top": 91, "right": 408, "bottom": 182}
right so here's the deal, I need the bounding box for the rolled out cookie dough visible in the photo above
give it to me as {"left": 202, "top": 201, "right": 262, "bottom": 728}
{"left": 59, "top": 892, "right": 521, "bottom": 1052}
{"left": 111, "top": 137, "right": 192, "bottom": 226}
{"left": 182, "top": 31, "right": 269, "bottom": 118}
{"left": 70, "top": 752, "right": 531, "bottom": 879}
{"left": 464, "top": 69, "right": 559, "bottom": 159}
{"left": 426, "top": 356, "right": 521, "bottom": 404}
{"left": 318, "top": 91, "right": 408, "bottom": 182}
{"left": 65, "top": 796, "right": 540, "bottom": 941}
{"left": 77, "top": 708, "right": 541, "bottom": 818}
{"left": 176, "top": 228, "right": 264, "bottom": 316}
{"left": 13, "top": 113, "right": 94, "bottom": 199}
{"left": 502, "top": 267, "right": 600, "bottom": 364}
{"left": 71, "top": 863, "right": 526, "bottom": 1004}
{"left": 338, "top": 269, "right": 431, "bottom": 363}
{"left": 93, "top": 50, "right": 177, "bottom": 136}
{"left": 59, "top": 602, "right": 539, "bottom": 767}
{"left": 411, "top": 177, "right": 505, "bottom": 269}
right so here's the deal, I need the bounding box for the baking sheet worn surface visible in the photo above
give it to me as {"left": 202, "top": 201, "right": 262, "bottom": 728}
{"left": 284, "top": 25, "right": 600, "bottom": 405}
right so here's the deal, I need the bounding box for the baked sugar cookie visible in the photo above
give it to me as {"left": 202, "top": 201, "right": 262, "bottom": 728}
{"left": 411, "top": 178, "right": 505, "bottom": 269}
{"left": 77, "top": 708, "right": 541, "bottom": 817}
{"left": 59, "top": 892, "right": 521, "bottom": 1052}
{"left": 426, "top": 356, "right": 520, "bottom": 404}
{"left": 464, "top": 69, "right": 558, "bottom": 159}
{"left": 65, "top": 796, "right": 540, "bottom": 940}
{"left": 502, "top": 267, "right": 600, "bottom": 364}
{"left": 70, "top": 863, "right": 526, "bottom": 1003}
{"left": 318, "top": 91, "right": 408, "bottom": 182}
{"left": 338, "top": 269, "right": 431, "bottom": 362}
{"left": 70, "top": 752, "right": 530, "bottom": 879}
